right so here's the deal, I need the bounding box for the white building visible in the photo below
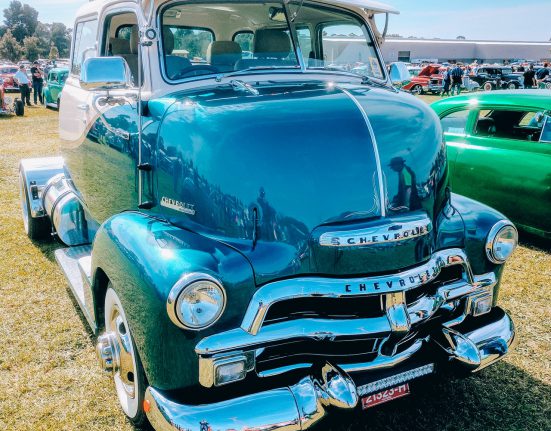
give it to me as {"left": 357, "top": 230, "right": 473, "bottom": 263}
{"left": 380, "top": 38, "right": 551, "bottom": 64}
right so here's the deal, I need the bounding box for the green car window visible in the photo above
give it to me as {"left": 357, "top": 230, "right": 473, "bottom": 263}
{"left": 540, "top": 115, "right": 551, "bottom": 143}
{"left": 474, "top": 109, "right": 546, "bottom": 142}
{"left": 441, "top": 110, "right": 469, "bottom": 135}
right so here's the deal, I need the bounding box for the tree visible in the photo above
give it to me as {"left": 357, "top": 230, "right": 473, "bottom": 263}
{"left": 0, "top": 28, "right": 22, "bottom": 62}
{"left": 48, "top": 42, "right": 59, "bottom": 60}
{"left": 23, "top": 35, "right": 39, "bottom": 61}
{"left": 456, "top": 35, "right": 466, "bottom": 40}
{"left": 49, "top": 22, "right": 70, "bottom": 58}
{"left": 3, "top": 0, "right": 38, "bottom": 42}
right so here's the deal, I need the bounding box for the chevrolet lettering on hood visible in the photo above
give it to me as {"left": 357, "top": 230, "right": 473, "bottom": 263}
{"left": 319, "top": 218, "right": 432, "bottom": 247}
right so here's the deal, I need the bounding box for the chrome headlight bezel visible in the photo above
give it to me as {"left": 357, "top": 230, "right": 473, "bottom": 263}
{"left": 485, "top": 220, "right": 518, "bottom": 264}
{"left": 167, "top": 273, "right": 226, "bottom": 330}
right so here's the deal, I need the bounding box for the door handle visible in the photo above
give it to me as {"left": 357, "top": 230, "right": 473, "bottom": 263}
{"left": 77, "top": 104, "right": 89, "bottom": 111}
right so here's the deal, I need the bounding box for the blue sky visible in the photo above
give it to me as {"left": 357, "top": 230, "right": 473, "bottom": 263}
{"left": 1, "top": 0, "right": 550, "bottom": 41}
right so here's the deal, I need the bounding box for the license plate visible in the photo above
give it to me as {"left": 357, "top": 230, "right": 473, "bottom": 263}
{"left": 361, "top": 383, "right": 410, "bottom": 409}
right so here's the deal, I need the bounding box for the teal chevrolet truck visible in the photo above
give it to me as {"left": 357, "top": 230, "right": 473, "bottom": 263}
{"left": 18, "top": 1, "right": 517, "bottom": 430}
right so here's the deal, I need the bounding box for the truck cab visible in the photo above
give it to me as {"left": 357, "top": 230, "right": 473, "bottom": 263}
{"left": 19, "top": 1, "right": 518, "bottom": 430}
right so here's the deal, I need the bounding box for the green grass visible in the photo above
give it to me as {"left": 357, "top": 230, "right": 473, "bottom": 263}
{"left": 0, "top": 101, "right": 549, "bottom": 431}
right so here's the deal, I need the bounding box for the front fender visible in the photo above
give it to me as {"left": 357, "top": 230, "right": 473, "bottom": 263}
{"left": 91, "top": 211, "right": 256, "bottom": 390}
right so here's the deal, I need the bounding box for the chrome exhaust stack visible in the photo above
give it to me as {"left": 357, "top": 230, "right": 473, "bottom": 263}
{"left": 42, "top": 174, "right": 96, "bottom": 246}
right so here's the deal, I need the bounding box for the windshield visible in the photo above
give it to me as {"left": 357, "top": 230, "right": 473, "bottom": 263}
{"left": 160, "top": 1, "right": 384, "bottom": 82}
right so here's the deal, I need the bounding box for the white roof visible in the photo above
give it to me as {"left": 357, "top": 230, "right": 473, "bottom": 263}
{"left": 77, "top": 0, "right": 398, "bottom": 20}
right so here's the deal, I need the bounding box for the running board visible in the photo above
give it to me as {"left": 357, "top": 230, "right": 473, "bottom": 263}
{"left": 55, "top": 246, "right": 97, "bottom": 333}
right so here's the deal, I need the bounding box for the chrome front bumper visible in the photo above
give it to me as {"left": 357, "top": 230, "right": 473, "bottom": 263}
{"left": 145, "top": 307, "right": 515, "bottom": 431}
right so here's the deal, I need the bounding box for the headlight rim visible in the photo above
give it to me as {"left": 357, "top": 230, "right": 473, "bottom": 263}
{"left": 167, "top": 272, "right": 226, "bottom": 331}
{"left": 485, "top": 220, "right": 518, "bottom": 264}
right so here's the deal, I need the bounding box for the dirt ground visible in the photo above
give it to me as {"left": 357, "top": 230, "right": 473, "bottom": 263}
{"left": 0, "top": 101, "right": 549, "bottom": 431}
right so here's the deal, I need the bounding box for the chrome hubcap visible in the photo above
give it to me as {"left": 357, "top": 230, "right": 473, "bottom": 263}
{"left": 99, "top": 307, "right": 137, "bottom": 399}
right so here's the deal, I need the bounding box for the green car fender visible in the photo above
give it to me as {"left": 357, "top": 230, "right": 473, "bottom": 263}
{"left": 90, "top": 211, "right": 256, "bottom": 391}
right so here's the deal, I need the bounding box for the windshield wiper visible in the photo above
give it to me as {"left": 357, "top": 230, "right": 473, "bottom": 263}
{"left": 214, "top": 65, "right": 301, "bottom": 82}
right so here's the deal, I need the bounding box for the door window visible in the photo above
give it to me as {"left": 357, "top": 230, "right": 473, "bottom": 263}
{"left": 440, "top": 110, "right": 469, "bottom": 135}
{"left": 474, "top": 109, "right": 546, "bottom": 141}
{"left": 71, "top": 19, "right": 98, "bottom": 76}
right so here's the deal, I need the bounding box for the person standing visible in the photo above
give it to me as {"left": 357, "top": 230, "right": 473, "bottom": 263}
{"left": 536, "top": 63, "right": 550, "bottom": 87}
{"left": 13, "top": 64, "right": 31, "bottom": 107}
{"left": 523, "top": 64, "right": 537, "bottom": 89}
{"left": 450, "top": 64, "right": 463, "bottom": 96}
{"left": 30, "top": 61, "right": 44, "bottom": 105}
{"left": 440, "top": 68, "right": 451, "bottom": 97}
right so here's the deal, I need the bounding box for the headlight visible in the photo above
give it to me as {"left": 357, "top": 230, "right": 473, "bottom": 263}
{"left": 485, "top": 221, "right": 518, "bottom": 263}
{"left": 167, "top": 273, "right": 226, "bottom": 330}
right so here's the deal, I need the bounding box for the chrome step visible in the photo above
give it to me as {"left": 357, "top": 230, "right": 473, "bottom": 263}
{"left": 55, "top": 246, "right": 96, "bottom": 332}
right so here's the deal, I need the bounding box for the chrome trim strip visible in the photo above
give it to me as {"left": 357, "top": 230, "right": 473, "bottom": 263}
{"left": 356, "top": 363, "right": 435, "bottom": 396}
{"left": 241, "top": 248, "right": 470, "bottom": 335}
{"left": 319, "top": 214, "right": 432, "bottom": 247}
{"left": 196, "top": 316, "right": 390, "bottom": 355}
{"left": 340, "top": 338, "right": 424, "bottom": 373}
{"left": 338, "top": 86, "right": 386, "bottom": 217}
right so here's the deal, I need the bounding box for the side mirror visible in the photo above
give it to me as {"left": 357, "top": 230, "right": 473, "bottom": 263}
{"left": 79, "top": 57, "right": 131, "bottom": 91}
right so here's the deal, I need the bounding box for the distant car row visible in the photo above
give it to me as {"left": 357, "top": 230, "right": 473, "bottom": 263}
{"left": 390, "top": 62, "right": 551, "bottom": 94}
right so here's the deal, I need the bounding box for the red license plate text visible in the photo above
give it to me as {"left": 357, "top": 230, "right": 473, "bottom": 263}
{"left": 361, "top": 383, "right": 410, "bottom": 409}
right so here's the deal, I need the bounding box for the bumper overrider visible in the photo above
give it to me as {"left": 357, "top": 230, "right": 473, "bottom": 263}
{"left": 143, "top": 247, "right": 516, "bottom": 431}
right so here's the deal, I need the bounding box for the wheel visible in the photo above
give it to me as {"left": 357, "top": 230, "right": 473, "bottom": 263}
{"left": 483, "top": 82, "right": 494, "bottom": 91}
{"left": 56, "top": 98, "right": 60, "bottom": 110}
{"left": 411, "top": 84, "right": 423, "bottom": 95}
{"left": 19, "top": 171, "right": 50, "bottom": 240}
{"left": 14, "top": 99, "right": 24, "bottom": 116}
{"left": 546, "top": 82, "right": 551, "bottom": 90}
{"left": 100, "top": 286, "right": 148, "bottom": 427}
{"left": 507, "top": 82, "right": 517, "bottom": 90}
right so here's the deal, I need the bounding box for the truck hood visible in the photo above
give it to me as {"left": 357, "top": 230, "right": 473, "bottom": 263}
{"left": 154, "top": 81, "right": 447, "bottom": 285}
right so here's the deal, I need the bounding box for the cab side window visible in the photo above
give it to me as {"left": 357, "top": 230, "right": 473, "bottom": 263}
{"left": 102, "top": 12, "right": 141, "bottom": 86}
{"left": 71, "top": 19, "right": 98, "bottom": 76}
{"left": 440, "top": 110, "right": 469, "bottom": 135}
{"left": 474, "top": 109, "right": 546, "bottom": 141}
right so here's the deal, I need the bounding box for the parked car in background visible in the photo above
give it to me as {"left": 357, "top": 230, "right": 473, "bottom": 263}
{"left": 43, "top": 67, "right": 69, "bottom": 109}
{"left": 469, "top": 66, "right": 523, "bottom": 91}
{"left": 401, "top": 63, "right": 443, "bottom": 94}
{"left": 432, "top": 90, "right": 551, "bottom": 238}
{"left": 0, "top": 65, "right": 19, "bottom": 91}
{"left": 0, "top": 78, "right": 24, "bottom": 116}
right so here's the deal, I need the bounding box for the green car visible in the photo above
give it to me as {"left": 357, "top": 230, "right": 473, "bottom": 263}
{"left": 432, "top": 90, "right": 551, "bottom": 238}
{"left": 42, "top": 67, "right": 68, "bottom": 109}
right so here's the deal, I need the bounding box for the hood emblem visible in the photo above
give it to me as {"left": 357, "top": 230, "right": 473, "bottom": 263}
{"left": 319, "top": 219, "right": 431, "bottom": 247}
